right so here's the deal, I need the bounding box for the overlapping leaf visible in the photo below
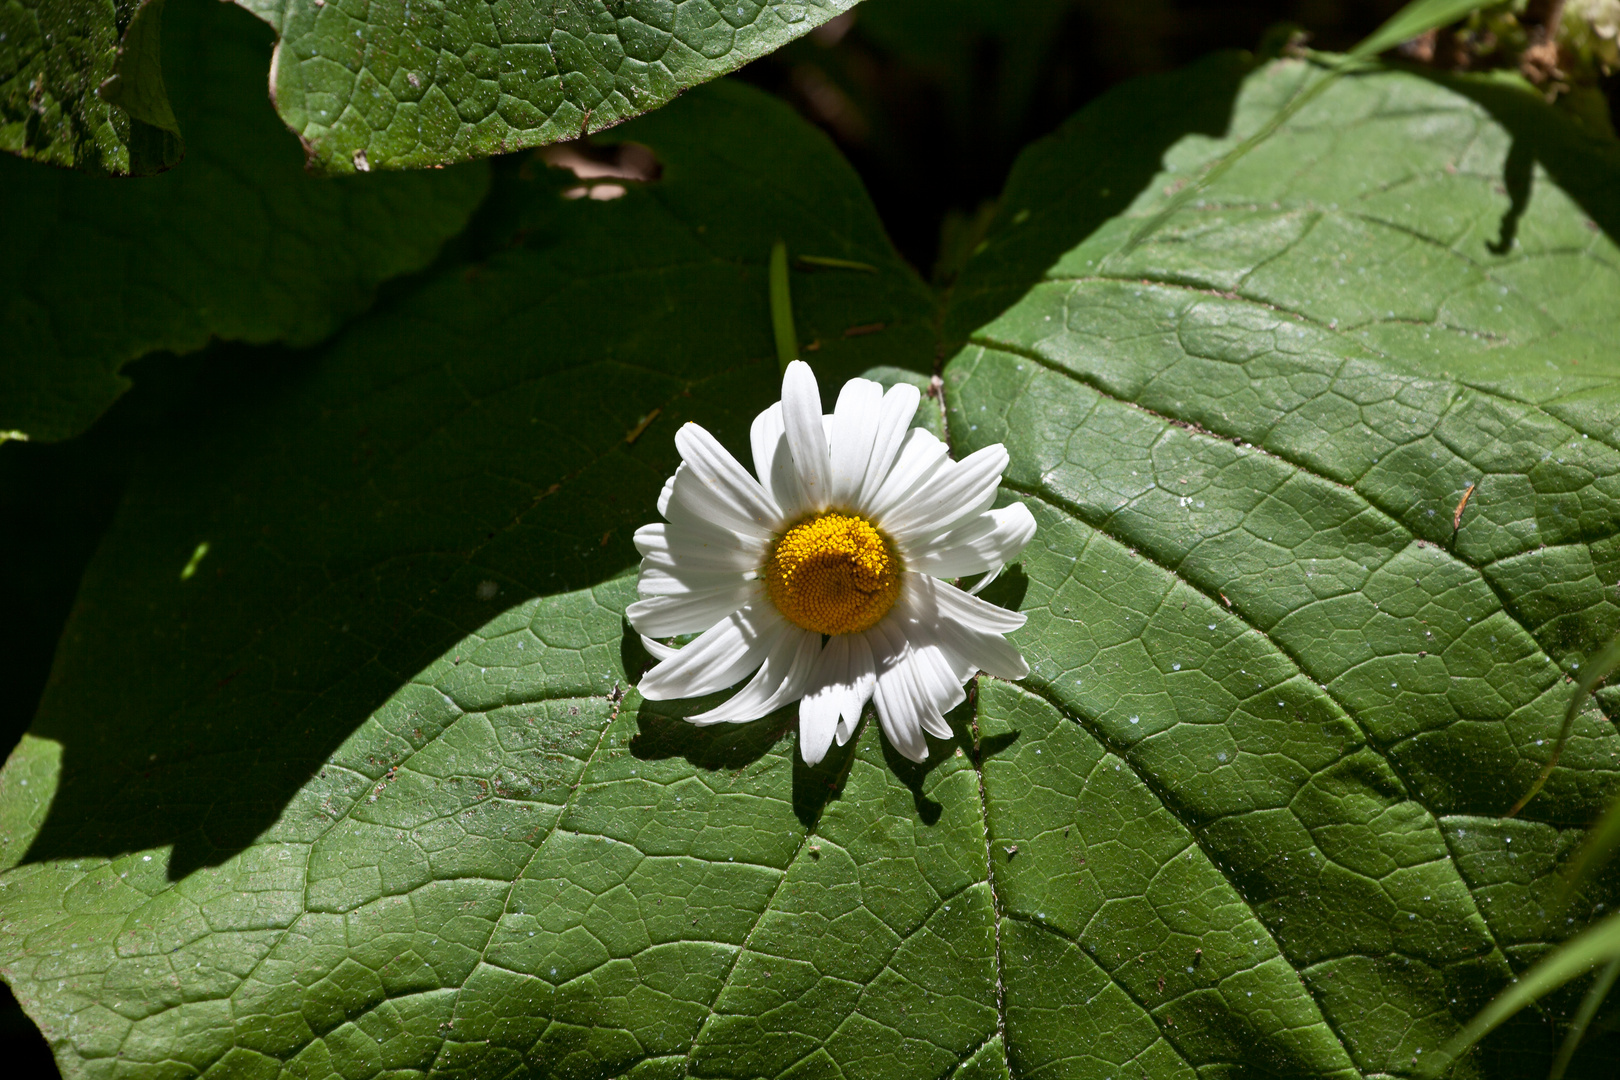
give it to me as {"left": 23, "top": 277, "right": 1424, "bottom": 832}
{"left": 232, "top": 0, "right": 861, "bottom": 173}
{"left": 0, "top": 0, "right": 181, "bottom": 174}
{"left": 0, "top": 0, "right": 489, "bottom": 444}
{"left": 2, "top": 49, "right": 1619, "bottom": 1080}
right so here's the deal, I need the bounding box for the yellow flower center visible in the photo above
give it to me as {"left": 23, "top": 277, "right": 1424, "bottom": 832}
{"left": 764, "top": 512, "right": 902, "bottom": 636}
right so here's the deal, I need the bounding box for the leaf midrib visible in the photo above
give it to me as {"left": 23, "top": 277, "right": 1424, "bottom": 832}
{"left": 994, "top": 674, "right": 1486, "bottom": 1080}
{"left": 427, "top": 684, "right": 629, "bottom": 1072}
{"left": 675, "top": 734, "right": 866, "bottom": 1080}
{"left": 1021, "top": 267, "right": 1620, "bottom": 454}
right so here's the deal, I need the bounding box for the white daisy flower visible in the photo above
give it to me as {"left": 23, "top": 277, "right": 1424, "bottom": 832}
{"left": 628, "top": 360, "right": 1036, "bottom": 765}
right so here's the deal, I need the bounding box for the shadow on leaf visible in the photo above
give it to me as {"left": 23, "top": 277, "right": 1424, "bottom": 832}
{"left": 973, "top": 562, "right": 1029, "bottom": 615}
{"left": 629, "top": 682, "right": 875, "bottom": 832}
{"left": 1488, "top": 135, "right": 1533, "bottom": 255}
{"left": 1425, "top": 70, "right": 1620, "bottom": 250}
{"left": 16, "top": 76, "right": 932, "bottom": 880}
{"left": 630, "top": 699, "right": 792, "bottom": 774}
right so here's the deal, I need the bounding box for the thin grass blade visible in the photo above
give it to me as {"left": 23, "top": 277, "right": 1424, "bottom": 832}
{"left": 1509, "top": 632, "right": 1620, "bottom": 819}
{"left": 1549, "top": 957, "right": 1620, "bottom": 1080}
{"left": 770, "top": 240, "right": 799, "bottom": 372}
{"left": 1430, "top": 913, "right": 1620, "bottom": 1075}
{"left": 1352, "top": 0, "right": 1490, "bottom": 59}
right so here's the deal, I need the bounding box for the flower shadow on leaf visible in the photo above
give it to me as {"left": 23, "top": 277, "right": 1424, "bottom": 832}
{"left": 629, "top": 664, "right": 1020, "bottom": 833}
{"left": 630, "top": 695, "right": 840, "bottom": 830}
{"left": 969, "top": 562, "right": 1029, "bottom": 615}
{"left": 881, "top": 694, "right": 1002, "bottom": 828}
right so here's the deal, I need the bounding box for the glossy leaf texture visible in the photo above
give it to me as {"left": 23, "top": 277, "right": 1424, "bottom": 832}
{"left": 2, "top": 53, "right": 1619, "bottom": 1080}
{"left": 0, "top": 0, "right": 489, "bottom": 445}
{"left": 233, "top": 0, "right": 861, "bottom": 173}
{"left": 0, "top": 0, "right": 181, "bottom": 174}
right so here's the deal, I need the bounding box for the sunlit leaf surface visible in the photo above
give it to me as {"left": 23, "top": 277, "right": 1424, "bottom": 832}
{"left": 232, "top": 0, "right": 862, "bottom": 173}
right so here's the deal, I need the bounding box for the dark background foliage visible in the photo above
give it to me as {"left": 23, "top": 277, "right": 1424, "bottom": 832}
{"left": 5, "top": 0, "right": 1616, "bottom": 1073}
{"left": 737, "top": 0, "right": 1401, "bottom": 274}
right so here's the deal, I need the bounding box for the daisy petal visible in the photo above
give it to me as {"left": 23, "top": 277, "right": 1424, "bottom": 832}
{"left": 750, "top": 402, "right": 806, "bottom": 518}
{"left": 958, "top": 482, "right": 1001, "bottom": 524}
{"left": 691, "top": 626, "right": 820, "bottom": 725}
{"left": 941, "top": 619, "right": 1031, "bottom": 680}
{"left": 660, "top": 463, "right": 754, "bottom": 537}
{"left": 797, "top": 634, "right": 849, "bottom": 765}
{"left": 870, "top": 620, "right": 929, "bottom": 762}
{"left": 856, "top": 382, "right": 922, "bottom": 510}
{"left": 910, "top": 642, "right": 964, "bottom": 739}
{"left": 664, "top": 468, "right": 768, "bottom": 541}
{"left": 637, "top": 603, "right": 786, "bottom": 700}
{"left": 905, "top": 503, "right": 1037, "bottom": 578}
{"left": 885, "top": 590, "right": 970, "bottom": 735}
{"left": 879, "top": 443, "right": 1010, "bottom": 544}
{"left": 828, "top": 378, "right": 884, "bottom": 508}
{"left": 675, "top": 422, "right": 785, "bottom": 533}
{"left": 902, "top": 579, "right": 1029, "bottom": 681}
{"left": 873, "top": 680, "right": 926, "bottom": 761}
{"left": 627, "top": 580, "right": 762, "bottom": 638}
{"left": 842, "top": 631, "right": 877, "bottom": 734}
{"left": 967, "top": 566, "right": 1003, "bottom": 596}
{"left": 781, "top": 360, "right": 831, "bottom": 510}
{"left": 640, "top": 634, "right": 681, "bottom": 661}
{"left": 635, "top": 523, "right": 766, "bottom": 573}
{"left": 911, "top": 572, "right": 1026, "bottom": 634}
{"left": 866, "top": 428, "right": 950, "bottom": 522}
{"left": 636, "top": 565, "right": 753, "bottom": 597}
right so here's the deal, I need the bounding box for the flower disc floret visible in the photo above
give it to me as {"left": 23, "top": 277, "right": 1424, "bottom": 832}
{"left": 765, "top": 513, "right": 901, "bottom": 636}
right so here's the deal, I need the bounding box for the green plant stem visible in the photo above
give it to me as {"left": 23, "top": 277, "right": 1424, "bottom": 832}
{"left": 793, "top": 254, "right": 877, "bottom": 272}
{"left": 1351, "top": 0, "right": 1490, "bottom": 59}
{"left": 1508, "top": 632, "right": 1620, "bottom": 819}
{"left": 1431, "top": 912, "right": 1620, "bottom": 1075}
{"left": 1565, "top": 796, "right": 1620, "bottom": 905}
{"left": 1550, "top": 957, "right": 1620, "bottom": 1080}
{"left": 770, "top": 240, "right": 798, "bottom": 372}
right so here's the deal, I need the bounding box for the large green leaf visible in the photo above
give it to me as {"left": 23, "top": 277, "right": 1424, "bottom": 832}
{"left": 0, "top": 0, "right": 181, "bottom": 175}
{"left": 947, "top": 55, "right": 1620, "bottom": 1077}
{"left": 3, "top": 52, "right": 1620, "bottom": 1080}
{"left": 0, "top": 0, "right": 489, "bottom": 444}
{"left": 230, "top": 0, "right": 862, "bottom": 174}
